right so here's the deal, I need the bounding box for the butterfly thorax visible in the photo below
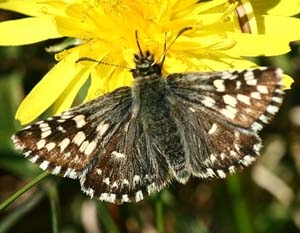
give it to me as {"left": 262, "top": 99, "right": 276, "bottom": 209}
{"left": 131, "top": 51, "right": 166, "bottom": 112}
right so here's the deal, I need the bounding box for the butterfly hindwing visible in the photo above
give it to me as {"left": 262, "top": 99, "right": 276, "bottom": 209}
{"left": 80, "top": 115, "right": 172, "bottom": 204}
{"left": 167, "top": 98, "right": 261, "bottom": 178}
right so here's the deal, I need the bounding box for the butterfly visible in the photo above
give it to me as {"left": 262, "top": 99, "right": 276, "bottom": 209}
{"left": 12, "top": 31, "right": 284, "bottom": 204}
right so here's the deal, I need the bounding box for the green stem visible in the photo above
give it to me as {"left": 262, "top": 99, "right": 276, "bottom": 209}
{"left": 97, "top": 202, "right": 120, "bottom": 233}
{"left": 226, "top": 175, "right": 253, "bottom": 233}
{"left": 0, "top": 171, "right": 49, "bottom": 211}
{"left": 0, "top": 190, "right": 45, "bottom": 233}
{"left": 47, "top": 184, "right": 60, "bottom": 233}
{"left": 155, "top": 197, "right": 164, "bottom": 233}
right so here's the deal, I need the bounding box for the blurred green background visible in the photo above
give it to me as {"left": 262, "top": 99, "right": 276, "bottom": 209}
{"left": 1, "top": 9, "right": 300, "bottom": 233}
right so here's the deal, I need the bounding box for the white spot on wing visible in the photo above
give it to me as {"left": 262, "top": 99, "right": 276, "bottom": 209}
{"left": 229, "top": 166, "right": 236, "bottom": 174}
{"left": 266, "top": 105, "right": 279, "bottom": 114}
{"left": 146, "top": 183, "right": 156, "bottom": 194}
{"left": 45, "top": 142, "right": 56, "bottom": 151}
{"left": 257, "top": 85, "right": 269, "bottom": 94}
{"left": 79, "top": 141, "right": 89, "bottom": 153}
{"left": 220, "top": 153, "right": 226, "bottom": 160}
{"left": 240, "top": 155, "right": 255, "bottom": 166}
{"left": 103, "top": 177, "right": 110, "bottom": 185}
{"left": 206, "top": 168, "right": 216, "bottom": 177}
{"left": 122, "top": 179, "right": 129, "bottom": 187}
{"left": 30, "top": 155, "right": 39, "bottom": 163}
{"left": 253, "top": 143, "right": 262, "bottom": 152}
{"left": 251, "top": 122, "right": 263, "bottom": 131}
{"left": 57, "top": 126, "right": 66, "bottom": 133}
{"left": 39, "top": 123, "right": 49, "bottom": 128}
{"left": 246, "top": 79, "right": 257, "bottom": 86}
{"left": 122, "top": 194, "right": 129, "bottom": 202}
{"left": 96, "top": 122, "right": 109, "bottom": 136}
{"left": 244, "top": 70, "right": 255, "bottom": 80}
{"left": 112, "top": 151, "right": 126, "bottom": 159}
{"left": 223, "top": 95, "right": 238, "bottom": 107}
{"left": 213, "top": 79, "right": 225, "bottom": 92}
{"left": 96, "top": 169, "right": 102, "bottom": 175}
{"left": 37, "top": 139, "right": 46, "bottom": 149}
{"left": 133, "top": 175, "right": 140, "bottom": 185}
{"left": 220, "top": 105, "right": 237, "bottom": 119}
{"left": 135, "top": 190, "right": 144, "bottom": 202}
{"left": 217, "top": 170, "right": 226, "bottom": 178}
{"left": 202, "top": 96, "right": 216, "bottom": 108}
{"left": 72, "top": 131, "right": 86, "bottom": 146}
{"left": 41, "top": 130, "right": 52, "bottom": 138}
{"left": 210, "top": 153, "right": 216, "bottom": 162}
{"left": 84, "top": 141, "right": 97, "bottom": 156}
{"left": 40, "top": 126, "right": 51, "bottom": 132}
{"left": 250, "top": 92, "right": 261, "bottom": 100}
{"left": 237, "top": 94, "right": 251, "bottom": 105}
{"left": 208, "top": 123, "right": 218, "bottom": 135}
{"left": 100, "top": 193, "right": 116, "bottom": 203}
{"left": 111, "top": 181, "right": 118, "bottom": 188}
{"left": 24, "top": 151, "right": 31, "bottom": 157}
{"left": 271, "top": 96, "right": 283, "bottom": 104}
{"left": 73, "top": 115, "right": 86, "bottom": 128}
{"left": 64, "top": 168, "right": 78, "bottom": 179}
{"left": 259, "top": 114, "right": 269, "bottom": 123}
{"left": 189, "top": 107, "right": 196, "bottom": 113}
{"left": 59, "top": 138, "right": 70, "bottom": 153}
{"left": 52, "top": 166, "right": 62, "bottom": 175}
{"left": 39, "top": 160, "right": 49, "bottom": 170}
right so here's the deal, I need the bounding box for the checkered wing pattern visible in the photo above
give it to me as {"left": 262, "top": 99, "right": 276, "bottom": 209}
{"left": 12, "top": 86, "right": 171, "bottom": 204}
{"left": 12, "top": 87, "right": 133, "bottom": 179}
{"left": 166, "top": 67, "right": 284, "bottom": 178}
{"left": 12, "top": 64, "right": 284, "bottom": 204}
{"left": 79, "top": 115, "right": 171, "bottom": 204}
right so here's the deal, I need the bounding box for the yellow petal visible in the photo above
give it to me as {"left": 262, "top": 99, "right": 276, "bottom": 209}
{"left": 256, "top": 15, "right": 300, "bottom": 41}
{"left": 53, "top": 67, "right": 91, "bottom": 115}
{"left": 226, "top": 33, "right": 291, "bottom": 56}
{"left": 282, "top": 74, "right": 294, "bottom": 90}
{"left": 55, "top": 15, "right": 92, "bottom": 38}
{"left": 250, "top": 0, "right": 300, "bottom": 16}
{"left": 0, "top": 17, "right": 61, "bottom": 45}
{"left": 16, "top": 49, "right": 83, "bottom": 124}
{"left": 0, "top": 0, "right": 68, "bottom": 17}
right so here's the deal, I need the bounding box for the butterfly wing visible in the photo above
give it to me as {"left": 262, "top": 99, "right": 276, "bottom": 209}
{"left": 13, "top": 86, "right": 171, "bottom": 204}
{"left": 12, "top": 87, "right": 133, "bottom": 179}
{"left": 80, "top": 114, "right": 172, "bottom": 204}
{"left": 166, "top": 67, "right": 284, "bottom": 178}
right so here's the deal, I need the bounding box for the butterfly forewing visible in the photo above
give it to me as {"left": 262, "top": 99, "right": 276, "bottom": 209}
{"left": 166, "top": 68, "right": 284, "bottom": 131}
{"left": 13, "top": 87, "right": 132, "bottom": 179}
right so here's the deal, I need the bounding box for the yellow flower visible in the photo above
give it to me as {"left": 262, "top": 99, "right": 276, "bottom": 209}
{"left": 0, "top": 0, "right": 299, "bottom": 124}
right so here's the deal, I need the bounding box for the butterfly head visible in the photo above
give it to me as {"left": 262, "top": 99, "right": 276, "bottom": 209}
{"left": 131, "top": 50, "right": 162, "bottom": 79}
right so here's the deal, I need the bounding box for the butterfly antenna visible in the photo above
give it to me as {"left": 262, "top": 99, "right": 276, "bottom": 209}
{"left": 76, "top": 57, "right": 132, "bottom": 69}
{"left": 135, "top": 30, "right": 144, "bottom": 57}
{"left": 152, "top": 26, "right": 193, "bottom": 66}
{"left": 160, "top": 32, "right": 167, "bottom": 67}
